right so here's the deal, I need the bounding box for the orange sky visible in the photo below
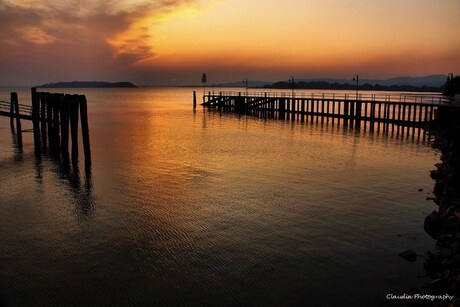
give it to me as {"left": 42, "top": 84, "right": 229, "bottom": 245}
{"left": 0, "top": 0, "right": 459, "bottom": 86}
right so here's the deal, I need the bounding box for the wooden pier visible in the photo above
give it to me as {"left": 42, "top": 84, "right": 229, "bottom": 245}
{"left": 196, "top": 91, "right": 459, "bottom": 128}
{"left": 0, "top": 88, "right": 91, "bottom": 165}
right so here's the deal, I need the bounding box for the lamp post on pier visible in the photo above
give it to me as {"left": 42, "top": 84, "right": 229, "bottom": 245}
{"left": 288, "top": 76, "right": 295, "bottom": 98}
{"left": 242, "top": 78, "right": 248, "bottom": 96}
{"left": 353, "top": 74, "right": 359, "bottom": 100}
{"left": 449, "top": 73, "right": 454, "bottom": 99}
{"left": 201, "top": 73, "right": 207, "bottom": 102}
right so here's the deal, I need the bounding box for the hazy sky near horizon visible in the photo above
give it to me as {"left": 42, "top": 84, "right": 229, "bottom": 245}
{"left": 0, "top": 0, "right": 459, "bottom": 86}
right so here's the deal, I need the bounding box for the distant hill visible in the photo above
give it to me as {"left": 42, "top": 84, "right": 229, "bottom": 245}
{"left": 207, "top": 75, "right": 448, "bottom": 89}
{"left": 295, "top": 75, "right": 447, "bottom": 87}
{"left": 37, "top": 81, "right": 137, "bottom": 88}
{"left": 265, "top": 80, "right": 441, "bottom": 92}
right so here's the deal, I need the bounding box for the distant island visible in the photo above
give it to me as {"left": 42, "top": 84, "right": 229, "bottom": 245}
{"left": 37, "top": 81, "right": 137, "bottom": 88}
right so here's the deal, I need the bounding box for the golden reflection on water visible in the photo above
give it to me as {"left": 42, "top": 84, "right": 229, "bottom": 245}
{"left": 0, "top": 87, "right": 438, "bottom": 306}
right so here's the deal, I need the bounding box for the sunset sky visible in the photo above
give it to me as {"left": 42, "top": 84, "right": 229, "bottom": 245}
{"left": 0, "top": 0, "right": 459, "bottom": 86}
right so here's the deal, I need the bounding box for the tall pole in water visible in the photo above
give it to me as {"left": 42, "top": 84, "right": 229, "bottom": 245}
{"left": 289, "top": 76, "right": 295, "bottom": 98}
{"left": 449, "top": 73, "right": 454, "bottom": 99}
{"left": 201, "top": 73, "right": 207, "bottom": 103}
{"left": 353, "top": 74, "right": 359, "bottom": 100}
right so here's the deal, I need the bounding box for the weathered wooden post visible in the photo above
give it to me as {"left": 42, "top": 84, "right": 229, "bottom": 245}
{"left": 46, "top": 95, "right": 53, "bottom": 147}
{"left": 10, "top": 92, "right": 15, "bottom": 130}
{"left": 11, "top": 92, "right": 23, "bottom": 147}
{"left": 13, "top": 92, "right": 20, "bottom": 125}
{"left": 218, "top": 92, "right": 222, "bottom": 111}
{"left": 343, "top": 99, "right": 349, "bottom": 126}
{"left": 193, "top": 91, "right": 197, "bottom": 109}
{"left": 40, "top": 93, "right": 47, "bottom": 145}
{"left": 79, "top": 95, "right": 91, "bottom": 166}
{"left": 60, "top": 95, "right": 70, "bottom": 157}
{"left": 279, "top": 98, "right": 286, "bottom": 120}
{"left": 70, "top": 95, "right": 80, "bottom": 163}
{"left": 301, "top": 99, "right": 305, "bottom": 121}
{"left": 31, "top": 88, "right": 41, "bottom": 151}
{"left": 407, "top": 105, "right": 412, "bottom": 123}
{"left": 355, "top": 100, "right": 362, "bottom": 128}
{"left": 418, "top": 104, "right": 423, "bottom": 123}
{"left": 52, "top": 94, "right": 61, "bottom": 153}
{"left": 401, "top": 104, "right": 407, "bottom": 123}
{"left": 349, "top": 100, "right": 355, "bottom": 120}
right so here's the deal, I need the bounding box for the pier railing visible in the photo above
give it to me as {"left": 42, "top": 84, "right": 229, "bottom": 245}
{"left": 196, "top": 90, "right": 460, "bottom": 128}
{"left": 0, "top": 99, "right": 33, "bottom": 117}
{"left": 204, "top": 91, "right": 450, "bottom": 104}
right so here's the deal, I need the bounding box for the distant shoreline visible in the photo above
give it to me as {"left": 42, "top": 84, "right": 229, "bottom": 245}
{"left": 263, "top": 81, "right": 442, "bottom": 93}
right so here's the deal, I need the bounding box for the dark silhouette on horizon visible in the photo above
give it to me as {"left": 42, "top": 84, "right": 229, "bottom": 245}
{"left": 442, "top": 75, "right": 460, "bottom": 96}
{"left": 265, "top": 80, "right": 442, "bottom": 93}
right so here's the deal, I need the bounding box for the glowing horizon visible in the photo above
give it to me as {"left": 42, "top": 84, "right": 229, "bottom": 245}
{"left": 0, "top": 0, "right": 459, "bottom": 86}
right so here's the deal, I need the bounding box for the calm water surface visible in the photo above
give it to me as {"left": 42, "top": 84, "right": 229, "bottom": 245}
{"left": 0, "top": 87, "right": 439, "bottom": 306}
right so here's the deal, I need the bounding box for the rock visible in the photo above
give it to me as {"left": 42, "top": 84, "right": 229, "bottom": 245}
{"left": 424, "top": 211, "right": 443, "bottom": 239}
{"left": 437, "top": 234, "right": 454, "bottom": 247}
{"left": 418, "top": 188, "right": 424, "bottom": 192}
{"left": 399, "top": 250, "right": 418, "bottom": 262}
{"left": 424, "top": 258, "right": 442, "bottom": 278}
{"left": 429, "top": 278, "right": 449, "bottom": 289}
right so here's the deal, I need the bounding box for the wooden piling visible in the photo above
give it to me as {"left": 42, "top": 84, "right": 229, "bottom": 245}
{"left": 355, "top": 100, "right": 362, "bottom": 127}
{"left": 10, "top": 92, "right": 16, "bottom": 130}
{"left": 70, "top": 95, "right": 80, "bottom": 163}
{"left": 11, "top": 92, "right": 22, "bottom": 147}
{"left": 300, "top": 100, "right": 305, "bottom": 121}
{"left": 40, "top": 94, "right": 47, "bottom": 145}
{"left": 193, "top": 91, "right": 197, "bottom": 109}
{"left": 60, "top": 95, "right": 70, "bottom": 156}
{"left": 79, "top": 95, "right": 91, "bottom": 166}
{"left": 343, "top": 100, "right": 349, "bottom": 125}
{"left": 402, "top": 104, "right": 407, "bottom": 123}
{"left": 31, "top": 88, "right": 41, "bottom": 151}
{"left": 52, "top": 94, "right": 61, "bottom": 153}
{"left": 279, "top": 98, "right": 286, "bottom": 120}
{"left": 46, "top": 95, "right": 53, "bottom": 146}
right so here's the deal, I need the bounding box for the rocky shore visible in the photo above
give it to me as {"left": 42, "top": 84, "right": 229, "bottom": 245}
{"left": 407, "top": 123, "right": 460, "bottom": 305}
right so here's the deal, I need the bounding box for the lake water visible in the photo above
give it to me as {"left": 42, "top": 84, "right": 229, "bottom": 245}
{"left": 0, "top": 87, "right": 439, "bottom": 306}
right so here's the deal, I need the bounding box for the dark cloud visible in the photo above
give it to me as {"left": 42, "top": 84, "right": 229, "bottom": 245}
{"left": 0, "top": 0, "right": 202, "bottom": 85}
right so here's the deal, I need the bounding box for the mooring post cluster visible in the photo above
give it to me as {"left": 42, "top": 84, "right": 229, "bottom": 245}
{"left": 29, "top": 88, "right": 91, "bottom": 166}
